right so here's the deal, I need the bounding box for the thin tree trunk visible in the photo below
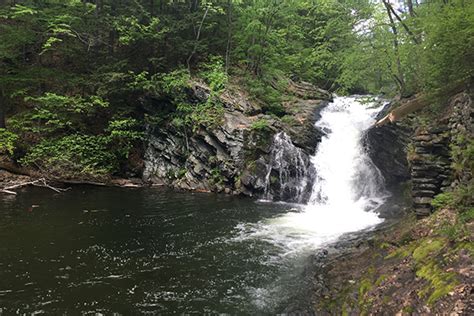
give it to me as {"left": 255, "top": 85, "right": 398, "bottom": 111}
{"left": 383, "top": 0, "right": 406, "bottom": 96}
{"left": 187, "top": 5, "right": 210, "bottom": 72}
{"left": 150, "top": 0, "right": 155, "bottom": 16}
{"left": 225, "top": 0, "right": 232, "bottom": 74}
{"left": 0, "top": 103, "right": 6, "bottom": 129}
{"left": 190, "top": 0, "right": 199, "bottom": 13}
{"left": 108, "top": 1, "right": 117, "bottom": 55}
{"left": 406, "top": 0, "right": 415, "bottom": 17}
{"left": 387, "top": 2, "right": 419, "bottom": 44}
{"left": 95, "top": 0, "right": 101, "bottom": 18}
{"left": 159, "top": 0, "right": 164, "bottom": 13}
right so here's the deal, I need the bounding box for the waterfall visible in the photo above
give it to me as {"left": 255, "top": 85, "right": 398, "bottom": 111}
{"left": 237, "top": 96, "right": 387, "bottom": 255}
{"left": 263, "top": 132, "right": 314, "bottom": 203}
{"left": 307, "top": 96, "right": 386, "bottom": 211}
{"left": 234, "top": 96, "right": 388, "bottom": 310}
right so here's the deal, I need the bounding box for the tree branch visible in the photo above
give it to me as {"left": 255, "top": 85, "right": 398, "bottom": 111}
{"left": 386, "top": 1, "right": 420, "bottom": 44}
{"left": 1, "top": 178, "right": 69, "bottom": 195}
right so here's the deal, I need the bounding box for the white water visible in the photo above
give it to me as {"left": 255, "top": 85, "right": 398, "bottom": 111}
{"left": 236, "top": 96, "right": 387, "bottom": 256}
{"left": 263, "top": 132, "right": 314, "bottom": 203}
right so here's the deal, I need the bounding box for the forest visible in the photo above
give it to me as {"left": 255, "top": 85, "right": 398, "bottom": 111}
{"left": 0, "top": 0, "right": 472, "bottom": 179}
{"left": 0, "top": 1, "right": 473, "bottom": 314}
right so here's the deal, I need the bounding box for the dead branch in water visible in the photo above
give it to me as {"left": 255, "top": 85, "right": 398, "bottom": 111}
{"left": 0, "top": 189, "right": 17, "bottom": 195}
{"left": 0, "top": 178, "right": 69, "bottom": 195}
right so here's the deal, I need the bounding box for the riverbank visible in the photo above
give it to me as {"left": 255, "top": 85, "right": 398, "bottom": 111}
{"left": 310, "top": 91, "right": 474, "bottom": 314}
{"left": 1, "top": 79, "right": 332, "bottom": 200}
{"left": 0, "top": 169, "right": 146, "bottom": 195}
{"left": 312, "top": 206, "right": 473, "bottom": 315}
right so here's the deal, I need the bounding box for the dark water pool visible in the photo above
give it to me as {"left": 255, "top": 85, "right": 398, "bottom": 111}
{"left": 0, "top": 186, "right": 316, "bottom": 315}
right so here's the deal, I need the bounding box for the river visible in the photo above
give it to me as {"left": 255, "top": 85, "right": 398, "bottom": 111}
{"left": 0, "top": 96, "right": 389, "bottom": 314}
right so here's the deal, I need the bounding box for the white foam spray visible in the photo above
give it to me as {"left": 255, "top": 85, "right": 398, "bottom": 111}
{"left": 236, "top": 96, "right": 387, "bottom": 256}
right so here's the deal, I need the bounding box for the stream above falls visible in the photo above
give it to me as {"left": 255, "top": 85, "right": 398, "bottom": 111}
{"left": 0, "top": 96, "right": 395, "bottom": 314}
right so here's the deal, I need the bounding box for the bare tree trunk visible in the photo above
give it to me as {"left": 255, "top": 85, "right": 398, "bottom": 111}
{"left": 406, "top": 0, "right": 415, "bottom": 17}
{"left": 225, "top": 0, "right": 232, "bottom": 74}
{"left": 149, "top": 0, "right": 155, "bottom": 16}
{"left": 159, "top": 0, "right": 164, "bottom": 13}
{"left": 387, "top": 2, "right": 419, "bottom": 44}
{"left": 190, "top": 0, "right": 199, "bottom": 12}
{"left": 95, "top": 0, "right": 102, "bottom": 18}
{"left": 383, "top": 0, "right": 406, "bottom": 96}
{"left": 0, "top": 104, "right": 6, "bottom": 129}
{"left": 187, "top": 5, "right": 210, "bottom": 72}
{"left": 108, "top": 0, "right": 118, "bottom": 55}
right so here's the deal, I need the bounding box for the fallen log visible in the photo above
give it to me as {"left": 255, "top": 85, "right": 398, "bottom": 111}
{"left": 375, "top": 94, "right": 429, "bottom": 127}
{"left": 0, "top": 189, "right": 17, "bottom": 195}
{"left": 0, "top": 178, "right": 69, "bottom": 195}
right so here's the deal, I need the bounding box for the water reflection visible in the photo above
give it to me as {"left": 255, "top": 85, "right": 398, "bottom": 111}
{"left": 0, "top": 186, "right": 297, "bottom": 314}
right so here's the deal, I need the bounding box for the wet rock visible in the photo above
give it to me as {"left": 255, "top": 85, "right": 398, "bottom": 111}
{"left": 416, "top": 208, "right": 432, "bottom": 217}
{"left": 142, "top": 80, "right": 329, "bottom": 200}
{"left": 260, "top": 132, "right": 316, "bottom": 203}
{"left": 365, "top": 120, "right": 411, "bottom": 188}
{"left": 413, "top": 183, "right": 437, "bottom": 190}
{"left": 239, "top": 158, "right": 269, "bottom": 195}
{"left": 412, "top": 178, "right": 438, "bottom": 184}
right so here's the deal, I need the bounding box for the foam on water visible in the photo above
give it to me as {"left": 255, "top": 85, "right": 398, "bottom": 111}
{"left": 236, "top": 96, "right": 388, "bottom": 257}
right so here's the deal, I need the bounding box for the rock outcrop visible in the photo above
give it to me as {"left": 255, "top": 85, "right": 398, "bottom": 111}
{"left": 142, "top": 80, "right": 330, "bottom": 201}
{"left": 365, "top": 104, "right": 412, "bottom": 188}
{"left": 448, "top": 92, "right": 473, "bottom": 188}
{"left": 409, "top": 127, "right": 451, "bottom": 217}
{"left": 366, "top": 91, "right": 473, "bottom": 218}
{"left": 409, "top": 92, "right": 472, "bottom": 217}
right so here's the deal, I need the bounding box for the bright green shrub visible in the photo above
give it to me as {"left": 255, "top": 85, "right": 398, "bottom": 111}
{"left": 0, "top": 128, "right": 18, "bottom": 155}
{"left": 251, "top": 118, "right": 269, "bottom": 131}
{"left": 199, "top": 56, "right": 228, "bottom": 93}
{"left": 106, "top": 118, "right": 144, "bottom": 158}
{"left": 9, "top": 93, "right": 109, "bottom": 134}
{"left": 20, "top": 135, "right": 116, "bottom": 179}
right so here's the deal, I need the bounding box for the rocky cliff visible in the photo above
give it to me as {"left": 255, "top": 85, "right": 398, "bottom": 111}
{"left": 409, "top": 92, "right": 473, "bottom": 217}
{"left": 142, "top": 81, "right": 331, "bottom": 201}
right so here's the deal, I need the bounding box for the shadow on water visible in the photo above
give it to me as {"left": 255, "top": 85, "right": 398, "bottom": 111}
{"left": 0, "top": 96, "right": 408, "bottom": 314}
{"left": 0, "top": 186, "right": 319, "bottom": 314}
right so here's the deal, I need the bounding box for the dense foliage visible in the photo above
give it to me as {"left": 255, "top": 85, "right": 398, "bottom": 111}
{"left": 341, "top": 0, "right": 474, "bottom": 97}
{"left": 0, "top": 0, "right": 472, "bottom": 178}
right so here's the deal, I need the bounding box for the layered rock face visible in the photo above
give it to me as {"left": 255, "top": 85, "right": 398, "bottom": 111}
{"left": 365, "top": 105, "right": 412, "bottom": 188}
{"left": 142, "top": 81, "right": 330, "bottom": 201}
{"left": 409, "top": 92, "right": 473, "bottom": 217}
{"left": 448, "top": 92, "right": 473, "bottom": 187}
{"left": 410, "top": 127, "right": 451, "bottom": 217}
{"left": 366, "top": 92, "right": 473, "bottom": 218}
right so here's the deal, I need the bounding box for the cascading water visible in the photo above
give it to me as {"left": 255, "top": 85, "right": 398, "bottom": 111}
{"left": 300, "top": 96, "right": 387, "bottom": 236}
{"left": 233, "top": 96, "right": 388, "bottom": 310}
{"left": 263, "top": 132, "right": 315, "bottom": 203}
{"left": 0, "top": 96, "right": 390, "bottom": 314}
{"left": 237, "top": 95, "right": 387, "bottom": 255}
